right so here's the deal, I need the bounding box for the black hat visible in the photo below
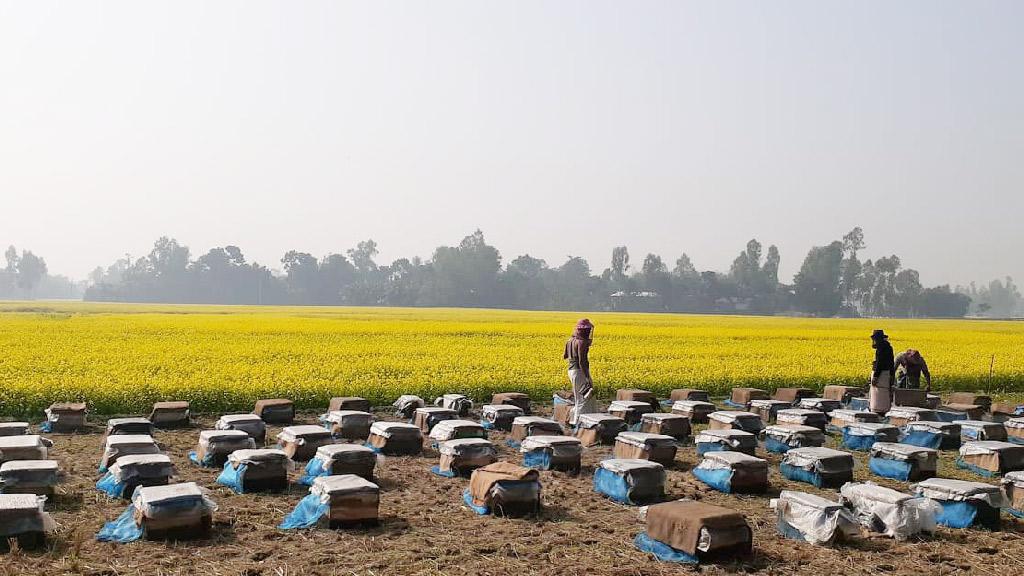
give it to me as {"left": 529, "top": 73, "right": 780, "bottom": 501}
{"left": 871, "top": 329, "right": 888, "bottom": 340}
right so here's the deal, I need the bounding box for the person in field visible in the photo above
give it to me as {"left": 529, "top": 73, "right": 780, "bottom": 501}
{"left": 869, "top": 329, "right": 895, "bottom": 414}
{"left": 895, "top": 349, "right": 932, "bottom": 392}
{"left": 564, "top": 318, "right": 596, "bottom": 425}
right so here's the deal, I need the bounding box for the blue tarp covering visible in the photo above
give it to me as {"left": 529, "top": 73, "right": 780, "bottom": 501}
{"left": 627, "top": 422, "right": 643, "bottom": 432}
{"left": 1008, "top": 437, "right": 1024, "bottom": 446}
{"left": 593, "top": 467, "right": 632, "bottom": 504}
{"left": 842, "top": 429, "right": 877, "bottom": 451}
{"left": 481, "top": 420, "right": 499, "bottom": 430}
{"left": 279, "top": 493, "right": 329, "bottom": 530}
{"left": 96, "top": 472, "right": 128, "bottom": 499}
{"left": 692, "top": 467, "right": 733, "bottom": 493}
{"left": 299, "top": 458, "right": 329, "bottom": 486}
{"left": 431, "top": 465, "right": 457, "bottom": 478}
{"left": 777, "top": 519, "right": 808, "bottom": 542}
{"left": 1007, "top": 507, "right": 1024, "bottom": 519}
{"left": 962, "top": 428, "right": 984, "bottom": 441}
{"left": 633, "top": 532, "right": 698, "bottom": 564}
{"left": 723, "top": 400, "right": 745, "bottom": 409}
{"left": 505, "top": 439, "right": 522, "bottom": 449}
{"left": 780, "top": 463, "right": 824, "bottom": 487}
{"left": 900, "top": 430, "right": 943, "bottom": 449}
{"left": 933, "top": 500, "right": 978, "bottom": 529}
{"left": 39, "top": 421, "right": 53, "bottom": 433}
{"left": 96, "top": 504, "right": 144, "bottom": 543}
{"left": 553, "top": 394, "right": 571, "bottom": 406}
{"left": 765, "top": 437, "right": 792, "bottom": 454}
{"left": 522, "top": 450, "right": 552, "bottom": 470}
{"left": 848, "top": 398, "right": 869, "bottom": 411}
{"left": 188, "top": 451, "right": 217, "bottom": 468}
{"left": 934, "top": 412, "right": 967, "bottom": 423}
{"left": 215, "top": 462, "right": 247, "bottom": 494}
{"left": 956, "top": 459, "right": 997, "bottom": 478}
{"left": 869, "top": 457, "right": 913, "bottom": 481}
{"left": 696, "top": 443, "right": 727, "bottom": 457}
{"left": 462, "top": 489, "right": 490, "bottom": 515}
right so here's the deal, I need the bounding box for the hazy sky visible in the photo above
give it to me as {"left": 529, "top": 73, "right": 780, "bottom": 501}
{"left": 1, "top": 1, "right": 1021, "bottom": 286}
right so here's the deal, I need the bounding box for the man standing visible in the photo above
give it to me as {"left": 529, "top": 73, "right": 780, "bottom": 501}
{"left": 869, "top": 329, "right": 895, "bottom": 414}
{"left": 895, "top": 349, "right": 932, "bottom": 392}
{"left": 564, "top": 318, "right": 596, "bottom": 425}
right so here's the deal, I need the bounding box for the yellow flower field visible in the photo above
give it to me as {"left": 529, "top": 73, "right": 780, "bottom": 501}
{"left": 0, "top": 302, "right": 1022, "bottom": 415}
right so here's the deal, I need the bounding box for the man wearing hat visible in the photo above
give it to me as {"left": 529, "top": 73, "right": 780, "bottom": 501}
{"left": 869, "top": 329, "right": 895, "bottom": 414}
{"left": 564, "top": 318, "right": 596, "bottom": 425}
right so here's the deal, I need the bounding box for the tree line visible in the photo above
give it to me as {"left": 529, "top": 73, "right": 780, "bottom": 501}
{"left": 67, "top": 227, "right": 1021, "bottom": 318}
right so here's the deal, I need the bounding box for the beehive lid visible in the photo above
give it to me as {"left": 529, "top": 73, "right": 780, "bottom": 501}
{"left": 439, "top": 437, "right": 492, "bottom": 450}
{"left": 886, "top": 407, "right": 938, "bottom": 420}
{"left": 0, "top": 493, "right": 40, "bottom": 513}
{"left": 750, "top": 399, "right": 792, "bottom": 408}
{"left": 672, "top": 400, "right": 716, "bottom": 410}
{"left": 958, "top": 420, "right": 1002, "bottom": 430}
{"left": 107, "top": 417, "right": 152, "bottom": 427}
{"left": 609, "top": 400, "right": 652, "bottom": 410}
{"left": 512, "top": 416, "right": 558, "bottom": 426}
{"left": 394, "top": 395, "right": 425, "bottom": 406}
{"left": 135, "top": 482, "right": 203, "bottom": 507}
{"left": 48, "top": 402, "right": 86, "bottom": 412}
{"left": 104, "top": 434, "right": 156, "bottom": 448}
{"left": 0, "top": 435, "right": 49, "bottom": 449}
{"left": 846, "top": 422, "right": 899, "bottom": 435}
{"left": 311, "top": 474, "right": 378, "bottom": 496}
{"left": 799, "top": 398, "right": 842, "bottom": 409}
{"left": 578, "top": 413, "right": 624, "bottom": 426}
{"left": 599, "top": 458, "right": 664, "bottom": 473}
{"left": 0, "top": 422, "right": 29, "bottom": 431}
{"left": 218, "top": 414, "right": 263, "bottom": 424}
{"left": 109, "top": 454, "right": 173, "bottom": 469}
{"left": 765, "top": 424, "right": 822, "bottom": 436}
{"left": 369, "top": 421, "right": 420, "bottom": 437}
{"left": 915, "top": 477, "right": 1002, "bottom": 500}
{"left": 960, "top": 440, "right": 1022, "bottom": 455}
{"left": 316, "top": 443, "right": 374, "bottom": 459}
{"left": 870, "top": 442, "right": 936, "bottom": 460}
{"left": 616, "top": 431, "right": 675, "bottom": 448}
{"left": 152, "top": 401, "right": 189, "bottom": 410}
{"left": 778, "top": 490, "right": 843, "bottom": 511}
{"left": 482, "top": 404, "right": 523, "bottom": 414}
{"left": 278, "top": 425, "right": 332, "bottom": 442}
{"left": 1005, "top": 418, "right": 1024, "bottom": 430}
{"left": 324, "top": 410, "right": 373, "bottom": 423}
{"left": 642, "top": 413, "right": 686, "bottom": 422}
{"left": 778, "top": 409, "right": 824, "bottom": 418}
{"left": 709, "top": 411, "right": 759, "bottom": 423}
{"left": 228, "top": 449, "right": 289, "bottom": 464}
{"left": 200, "top": 429, "right": 251, "bottom": 442}
{"left": 442, "top": 394, "right": 468, "bottom": 401}
{"left": 784, "top": 447, "right": 853, "bottom": 470}
{"left": 0, "top": 460, "right": 58, "bottom": 473}
{"left": 702, "top": 450, "right": 767, "bottom": 469}
{"left": 521, "top": 435, "right": 581, "bottom": 450}
{"left": 841, "top": 482, "right": 913, "bottom": 505}
{"left": 695, "top": 429, "right": 756, "bottom": 442}
{"left": 1002, "top": 470, "right": 1024, "bottom": 487}
{"left": 414, "top": 407, "right": 457, "bottom": 416}
{"left": 905, "top": 421, "right": 959, "bottom": 433}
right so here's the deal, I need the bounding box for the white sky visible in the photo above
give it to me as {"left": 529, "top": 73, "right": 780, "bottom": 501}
{"left": 1, "top": 1, "right": 1021, "bottom": 286}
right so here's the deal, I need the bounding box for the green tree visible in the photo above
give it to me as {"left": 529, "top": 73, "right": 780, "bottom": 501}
{"left": 792, "top": 241, "right": 844, "bottom": 316}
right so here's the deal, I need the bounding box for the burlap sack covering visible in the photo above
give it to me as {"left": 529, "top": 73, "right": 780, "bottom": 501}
{"left": 438, "top": 451, "right": 496, "bottom": 474}
{"left": 708, "top": 418, "right": 732, "bottom": 431}
{"left": 574, "top": 427, "right": 603, "bottom": 447}
{"left": 823, "top": 386, "right": 862, "bottom": 402}
{"left": 329, "top": 397, "right": 371, "bottom": 412}
{"left": 773, "top": 388, "right": 814, "bottom": 403}
{"left": 948, "top": 393, "right": 991, "bottom": 411}
{"left": 892, "top": 389, "right": 926, "bottom": 408}
{"left": 640, "top": 417, "right": 690, "bottom": 439}
{"left": 963, "top": 452, "right": 1001, "bottom": 473}
{"left": 491, "top": 393, "right": 531, "bottom": 414}
{"left": 646, "top": 501, "right": 749, "bottom": 555}
{"left": 670, "top": 389, "right": 709, "bottom": 402}
{"left": 468, "top": 462, "right": 539, "bottom": 507}
{"left": 731, "top": 388, "right": 767, "bottom": 405}
{"left": 552, "top": 404, "right": 572, "bottom": 426}
{"left": 149, "top": 402, "right": 190, "bottom": 426}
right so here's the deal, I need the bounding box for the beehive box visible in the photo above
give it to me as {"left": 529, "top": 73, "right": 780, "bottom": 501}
{"left": 323, "top": 410, "right": 374, "bottom": 440}
{"left": 670, "top": 400, "right": 716, "bottom": 424}
{"left": 613, "top": 432, "right": 677, "bottom": 466}
{"left": 214, "top": 414, "right": 267, "bottom": 443}
{"left": 148, "top": 402, "right": 190, "bottom": 428}
{"left": 277, "top": 425, "right": 335, "bottom": 461}
{"left": 253, "top": 398, "right": 294, "bottom": 425}
{"left": 574, "top": 413, "right": 627, "bottom": 446}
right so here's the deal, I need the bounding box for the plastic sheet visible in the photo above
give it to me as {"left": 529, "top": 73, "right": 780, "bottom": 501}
{"left": 956, "top": 459, "right": 995, "bottom": 477}
{"left": 692, "top": 467, "right": 733, "bottom": 493}
{"left": 899, "top": 430, "right": 943, "bottom": 449}
{"left": 722, "top": 400, "right": 745, "bottom": 409}
{"left": 299, "top": 458, "right": 329, "bottom": 486}
{"left": 842, "top": 430, "right": 877, "bottom": 451}
{"left": 215, "top": 462, "right": 247, "bottom": 493}
{"left": 96, "top": 472, "right": 128, "bottom": 499}
{"left": 933, "top": 501, "right": 981, "bottom": 529}
{"left": 839, "top": 482, "right": 939, "bottom": 539}
{"left": 593, "top": 467, "right": 631, "bottom": 503}
{"left": 771, "top": 491, "right": 859, "bottom": 545}
{"left": 780, "top": 464, "right": 823, "bottom": 487}
{"left": 462, "top": 489, "right": 489, "bottom": 515}
{"left": 869, "top": 457, "right": 913, "bottom": 481}
{"left": 522, "top": 450, "right": 552, "bottom": 469}
{"left": 633, "top": 532, "right": 699, "bottom": 564}
{"left": 765, "top": 437, "right": 792, "bottom": 454}
{"left": 96, "top": 504, "right": 145, "bottom": 542}
{"left": 189, "top": 450, "right": 216, "bottom": 468}
{"left": 279, "top": 493, "right": 329, "bottom": 529}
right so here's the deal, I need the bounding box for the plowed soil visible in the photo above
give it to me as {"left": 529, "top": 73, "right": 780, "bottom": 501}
{"left": 3, "top": 405, "right": 1022, "bottom": 576}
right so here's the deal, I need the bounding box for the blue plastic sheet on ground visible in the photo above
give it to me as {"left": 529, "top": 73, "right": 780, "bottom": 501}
{"left": 842, "top": 430, "right": 877, "bottom": 451}
{"left": 696, "top": 443, "right": 726, "bottom": 457}
{"left": 431, "top": 465, "right": 457, "bottom": 478}
{"left": 188, "top": 451, "right": 217, "bottom": 468}
{"left": 962, "top": 428, "right": 983, "bottom": 441}
{"left": 934, "top": 500, "right": 978, "bottom": 529}
{"left": 1007, "top": 507, "right": 1024, "bottom": 519}
{"left": 848, "top": 398, "right": 869, "bottom": 411}
{"left": 1008, "top": 437, "right": 1024, "bottom": 446}
{"left": 553, "top": 394, "right": 571, "bottom": 406}
{"left": 299, "top": 458, "right": 329, "bottom": 486}
{"left": 633, "top": 532, "right": 698, "bottom": 564}
{"left": 522, "top": 450, "right": 552, "bottom": 470}
{"left": 900, "top": 430, "right": 943, "bottom": 449}
{"left": 627, "top": 422, "right": 643, "bottom": 432}
{"left": 462, "top": 489, "right": 489, "bottom": 515}
{"left": 693, "top": 467, "right": 733, "bottom": 493}
{"left": 96, "top": 472, "right": 128, "bottom": 499}
{"left": 39, "top": 421, "right": 53, "bottom": 433}
{"left": 780, "top": 463, "right": 823, "bottom": 487}
{"left": 505, "top": 439, "right": 522, "bottom": 449}
{"left": 956, "top": 459, "right": 997, "bottom": 478}
{"left": 96, "top": 504, "right": 145, "bottom": 543}
{"left": 364, "top": 442, "right": 385, "bottom": 454}
{"left": 481, "top": 420, "right": 496, "bottom": 430}
{"left": 593, "top": 467, "right": 632, "bottom": 504}
{"left": 723, "top": 400, "right": 745, "bottom": 409}
{"left": 765, "top": 437, "right": 792, "bottom": 454}
{"left": 869, "top": 457, "right": 913, "bottom": 481}
{"left": 777, "top": 519, "right": 809, "bottom": 542}
{"left": 279, "top": 493, "right": 329, "bottom": 530}
{"left": 216, "top": 462, "right": 247, "bottom": 493}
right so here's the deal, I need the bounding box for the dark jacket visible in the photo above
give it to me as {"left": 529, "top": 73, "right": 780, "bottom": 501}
{"left": 873, "top": 339, "right": 894, "bottom": 377}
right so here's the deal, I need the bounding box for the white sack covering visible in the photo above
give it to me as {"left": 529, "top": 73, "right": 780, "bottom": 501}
{"left": 438, "top": 437, "right": 495, "bottom": 456}
{"left": 885, "top": 407, "right": 938, "bottom": 421}
{"left": 578, "top": 413, "right": 625, "bottom": 428}
{"left": 610, "top": 400, "right": 652, "bottom": 411}
{"left": 393, "top": 395, "right": 426, "bottom": 415}
{"left": 777, "top": 409, "right": 827, "bottom": 426}
{"left": 435, "top": 394, "right": 473, "bottom": 412}
{"left": 846, "top": 422, "right": 899, "bottom": 437}
{"left": 870, "top": 442, "right": 937, "bottom": 463}
{"left": 709, "top": 411, "right": 760, "bottom": 424}
{"left": 771, "top": 490, "right": 859, "bottom": 545}
{"left": 696, "top": 450, "right": 766, "bottom": 470}
{"left": 1004, "top": 470, "right": 1024, "bottom": 488}
{"left": 839, "top": 482, "right": 939, "bottom": 539}
{"left": 323, "top": 410, "right": 374, "bottom": 425}
{"left": 215, "top": 414, "right": 266, "bottom": 438}
{"left": 913, "top": 478, "right": 1006, "bottom": 508}
{"left": 312, "top": 444, "right": 377, "bottom": 473}
{"left": 277, "top": 425, "right": 332, "bottom": 446}
{"left": 782, "top": 447, "right": 853, "bottom": 473}
{"left": 904, "top": 421, "right": 959, "bottom": 434}
{"left": 105, "top": 418, "right": 153, "bottom": 435}
{"left": 200, "top": 430, "right": 256, "bottom": 452}
{"left": 102, "top": 435, "right": 160, "bottom": 465}
{"left": 764, "top": 424, "right": 825, "bottom": 447}
{"left": 600, "top": 458, "right": 664, "bottom": 475}
{"left": 0, "top": 493, "right": 56, "bottom": 536}
{"left": 429, "top": 419, "right": 486, "bottom": 442}
{"left": 830, "top": 410, "right": 880, "bottom": 423}
{"left": 228, "top": 448, "right": 292, "bottom": 468}
{"left": 960, "top": 440, "right": 1020, "bottom": 457}
{"left": 671, "top": 400, "right": 716, "bottom": 412}
{"left": 797, "top": 398, "right": 843, "bottom": 412}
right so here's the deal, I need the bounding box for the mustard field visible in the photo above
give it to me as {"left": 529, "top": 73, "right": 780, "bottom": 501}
{"left": 0, "top": 302, "right": 1022, "bottom": 415}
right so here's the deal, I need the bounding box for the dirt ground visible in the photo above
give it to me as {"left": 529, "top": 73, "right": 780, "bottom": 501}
{"left": 3, "top": 404, "right": 1023, "bottom": 576}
